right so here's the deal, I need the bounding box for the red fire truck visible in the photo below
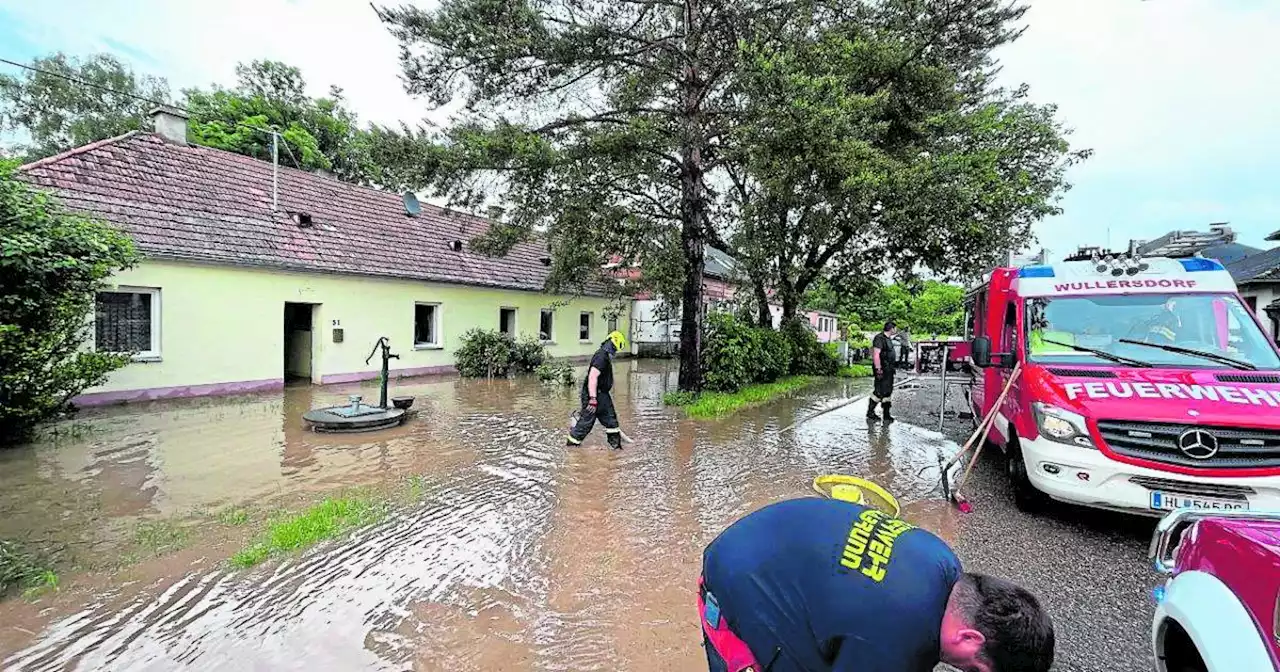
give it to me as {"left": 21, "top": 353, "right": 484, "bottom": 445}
{"left": 963, "top": 252, "right": 1280, "bottom": 514}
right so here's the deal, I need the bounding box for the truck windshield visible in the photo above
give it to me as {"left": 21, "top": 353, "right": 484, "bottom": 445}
{"left": 1025, "top": 293, "right": 1280, "bottom": 370}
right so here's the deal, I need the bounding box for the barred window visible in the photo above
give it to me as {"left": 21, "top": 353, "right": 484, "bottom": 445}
{"left": 95, "top": 289, "right": 159, "bottom": 357}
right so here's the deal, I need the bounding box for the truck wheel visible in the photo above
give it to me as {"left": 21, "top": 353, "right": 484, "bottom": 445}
{"left": 1007, "top": 440, "right": 1049, "bottom": 513}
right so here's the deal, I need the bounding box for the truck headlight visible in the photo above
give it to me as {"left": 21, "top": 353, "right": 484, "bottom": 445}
{"left": 1032, "top": 402, "right": 1094, "bottom": 448}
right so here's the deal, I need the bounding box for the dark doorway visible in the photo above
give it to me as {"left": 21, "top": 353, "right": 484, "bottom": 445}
{"left": 284, "top": 303, "right": 315, "bottom": 383}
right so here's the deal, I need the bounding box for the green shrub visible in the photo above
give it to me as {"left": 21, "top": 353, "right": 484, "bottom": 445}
{"left": 756, "top": 328, "right": 793, "bottom": 383}
{"left": 701, "top": 313, "right": 763, "bottom": 392}
{"left": 455, "top": 329, "right": 514, "bottom": 378}
{"left": 838, "top": 364, "right": 874, "bottom": 378}
{"left": 1, "top": 163, "right": 140, "bottom": 445}
{"left": 781, "top": 318, "right": 840, "bottom": 376}
{"left": 535, "top": 360, "right": 575, "bottom": 386}
{"left": 455, "top": 330, "right": 548, "bottom": 378}
{"left": 511, "top": 335, "right": 546, "bottom": 371}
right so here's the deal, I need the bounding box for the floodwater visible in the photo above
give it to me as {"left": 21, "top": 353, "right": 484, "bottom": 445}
{"left": 0, "top": 360, "right": 961, "bottom": 671}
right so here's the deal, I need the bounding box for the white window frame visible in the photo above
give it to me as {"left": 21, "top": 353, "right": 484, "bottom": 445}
{"left": 540, "top": 308, "right": 556, "bottom": 343}
{"left": 94, "top": 286, "right": 162, "bottom": 362}
{"left": 499, "top": 306, "right": 518, "bottom": 337}
{"left": 414, "top": 302, "right": 443, "bottom": 349}
{"left": 579, "top": 311, "right": 593, "bottom": 343}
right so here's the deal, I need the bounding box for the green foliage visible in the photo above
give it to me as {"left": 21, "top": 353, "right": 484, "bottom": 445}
{"left": 185, "top": 60, "right": 378, "bottom": 183}
{"left": 1, "top": 164, "right": 139, "bottom": 444}
{"left": 781, "top": 318, "right": 841, "bottom": 377}
{"left": 809, "top": 279, "right": 965, "bottom": 337}
{"left": 0, "top": 538, "right": 58, "bottom": 598}
{"left": 511, "top": 335, "right": 546, "bottom": 371}
{"left": 231, "top": 496, "right": 388, "bottom": 569}
{"left": 723, "top": 1, "right": 1086, "bottom": 320}
{"left": 0, "top": 53, "right": 171, "bottom": 160}
{"left": 133, "top": 519, "right": 189, "bottom": 554}
{"left": 665, "top": 376, "right": 813, "bottom": 419}
{"left": 702, "top": 313, "right": 766, "bottom": 393}
{"left": 535, "top": 360, "right": 575, "bottom": 386}
{"left": 454, "top": 329, "right": 547, "bottom": 378}
{"left": 838, "top": 364, "right": 874, "bottom": 378}
{"left": 454, "top": 329, "right": 515, "bottom": 378}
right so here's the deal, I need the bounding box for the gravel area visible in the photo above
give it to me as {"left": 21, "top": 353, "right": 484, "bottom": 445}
{"left": 890, "top": 377, "right": 1159, "bottom": 672}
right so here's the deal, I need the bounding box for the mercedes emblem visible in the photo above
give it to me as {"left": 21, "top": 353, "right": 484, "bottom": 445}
{"left": 1177, "top": 429, "right": 1219, "bottom": 460}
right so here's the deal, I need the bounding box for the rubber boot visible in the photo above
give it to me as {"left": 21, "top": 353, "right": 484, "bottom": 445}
{"left": 882, "top": 401, "right": 894, "bottom": 423}
{"left": 607, "top": 432, "right": 623, "bottom": 450}
{"left": 866, "top": 400, "right": 880, "bottom": 420}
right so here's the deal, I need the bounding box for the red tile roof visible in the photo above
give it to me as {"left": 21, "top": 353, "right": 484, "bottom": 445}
{"left": 20, "top": 132, "right": 601, "bottom": 294}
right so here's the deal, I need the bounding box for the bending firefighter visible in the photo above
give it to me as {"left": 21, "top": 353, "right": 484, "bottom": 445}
{"left": 868, "top": 321, "right": 898, "bottom": 422}
{"left": 567, "top": 330, "right": 628, "bottom": 450}
{"left": 698, "top": 497, "right": 1055, "bottom": 672}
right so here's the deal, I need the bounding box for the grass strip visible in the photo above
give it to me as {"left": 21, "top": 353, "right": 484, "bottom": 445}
{"left": 231, "top": 496, "right": 388, "bottom": 569}
{"left": 663, "top": 376, "right": 813, "bottom": 419}
{"left": 837, "top": 364, "right": 874, "bottom": 378}
{"left": 0, "top": 539, "right": 58, "bottom": 599}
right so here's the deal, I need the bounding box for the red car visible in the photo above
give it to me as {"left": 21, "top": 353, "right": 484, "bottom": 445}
{"left": 1149, "top": 508, "right": 1280, "bottom": 671}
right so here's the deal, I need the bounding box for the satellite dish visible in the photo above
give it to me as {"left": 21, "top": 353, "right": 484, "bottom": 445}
{"left": 403, "top": 192, "right": 421, "bottom": 217}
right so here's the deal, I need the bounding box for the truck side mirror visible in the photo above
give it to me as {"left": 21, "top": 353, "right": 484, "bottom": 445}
{"left": 999, "top": 352, "right": 1018, "bottom": 369}
{"left": 971, "top": 336, "right": 992, "bottom": 368}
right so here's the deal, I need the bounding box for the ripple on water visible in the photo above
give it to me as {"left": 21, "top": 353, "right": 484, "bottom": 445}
{"left": 2, "top": 363, "right": 962, "bottom": 670}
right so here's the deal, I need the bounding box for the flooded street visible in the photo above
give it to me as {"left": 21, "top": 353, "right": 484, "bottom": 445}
{"left": 0, "top": 360, "right": 961, "bottom": 671}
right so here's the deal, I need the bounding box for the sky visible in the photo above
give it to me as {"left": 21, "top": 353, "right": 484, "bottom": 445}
{"left": 1, "top": 0, "right": 1278, "bottom": 258}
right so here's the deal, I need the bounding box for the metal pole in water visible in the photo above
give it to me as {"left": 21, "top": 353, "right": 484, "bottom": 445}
{"left": 379, "top": 341, "right": 390, "bottom": 409}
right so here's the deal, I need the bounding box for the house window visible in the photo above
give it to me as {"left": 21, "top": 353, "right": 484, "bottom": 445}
{"left": 415, "top": 303, "right": 440, "bottom": 347}
{"left": 95, "top": 288, "right": 160, "bottom": 359}
{"left": 608, "top": 315, "right": 619, "bottom": 333}
{"left": 500, "top": 307, "right": 517, "bottom": 337}
{"left": 540, "top": 309, "right": 555, "bottom": 342}
{"left": 579, "top": 312, "right": 593, "bottom": 341}
{"left": 1245, "top": 295, "right": 1258, "bottom": 314}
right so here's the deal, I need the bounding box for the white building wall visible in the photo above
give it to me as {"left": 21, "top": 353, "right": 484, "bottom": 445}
{"left": 1241, "top": 284, "right": 1279, "bottom": 339}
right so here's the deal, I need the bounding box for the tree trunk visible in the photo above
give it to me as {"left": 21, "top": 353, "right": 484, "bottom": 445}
{"left": 675, "top": 0, "right": 706, "bottom": 393}
{"left": 779, "top": 278, "right": 799, "bottom": 323}
{"left": 754, "top": 279, "right": 772, "bottom": 329}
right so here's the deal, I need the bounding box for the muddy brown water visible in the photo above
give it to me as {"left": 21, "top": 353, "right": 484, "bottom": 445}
{"left": 0, "top": 360, "right": 961, "bottom": 671}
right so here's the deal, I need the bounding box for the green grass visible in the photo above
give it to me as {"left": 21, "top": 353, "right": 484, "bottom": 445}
{"left": 216, "top": 508, "right": 251, "bottom": 526}
{"left": 230, "top": 496, "right": 388, "bottom": 569}
{"left": 134, "top": 520, "right": 189, "bottom": 554}
{"left": 1, "top": 539, "right": 58, "bottom": 599}
{"left": 837, "top": 364, "right": 874, "bottom": 378}
{"left": 664, "top": 376, "right": 813, "bottom": 419}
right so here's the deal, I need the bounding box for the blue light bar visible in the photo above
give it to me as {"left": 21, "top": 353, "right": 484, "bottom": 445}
{"left": 1017, "top": 265, "right": 1056, "bottom": 278}
{"left": 1179, "top": 258, "right": 1224, "bottom": 272}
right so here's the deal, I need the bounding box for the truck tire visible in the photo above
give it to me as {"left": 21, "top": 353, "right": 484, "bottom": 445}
{"left": 1007, "top": 438, "right": 1049, "bottom": 513}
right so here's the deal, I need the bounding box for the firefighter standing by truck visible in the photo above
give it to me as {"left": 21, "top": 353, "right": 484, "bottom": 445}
{"left": 567, "top": 330, "right": 627, "bottom": 450}
{"left": 868, "top": 321, "right": 899, "bottom": 422}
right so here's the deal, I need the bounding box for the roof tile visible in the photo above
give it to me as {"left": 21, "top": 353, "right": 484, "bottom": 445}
{"left": 21, "top": 133, "right": 601, "bottom": 295}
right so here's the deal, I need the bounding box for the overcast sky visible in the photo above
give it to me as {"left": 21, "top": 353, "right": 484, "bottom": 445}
{"left": 2, "top": 0, "right": 1277, "bottom": 258}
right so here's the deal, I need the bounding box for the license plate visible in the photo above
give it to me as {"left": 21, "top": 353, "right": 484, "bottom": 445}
{"left": 1150, "top": 491, "right": 1249, "bottom": 512}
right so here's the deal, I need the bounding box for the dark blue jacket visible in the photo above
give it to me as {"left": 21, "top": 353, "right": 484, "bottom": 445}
{"left": 702, "top": 498, "right": 962, "bottom": 672}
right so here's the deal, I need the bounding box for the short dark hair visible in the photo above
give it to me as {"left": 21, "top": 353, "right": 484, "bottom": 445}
{"left": 884, "top": 320, "right": 897, "bottom": 331}
{"left": 954, "top": 573, "right": 1055, "bottom": 672}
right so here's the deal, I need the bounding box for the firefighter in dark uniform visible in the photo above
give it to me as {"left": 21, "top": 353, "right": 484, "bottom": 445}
{"left": 1146, "top": 298, "right": 1183, "bottom": 344}
{"left": 567, "top": 330, "right": 627, "bottom": 450}
{"left": 868, "top": 320, "right": 899, "bottom": 422}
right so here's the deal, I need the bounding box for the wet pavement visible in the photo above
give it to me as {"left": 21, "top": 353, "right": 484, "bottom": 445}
{"left": 0, "top": 361, "right": 1157, "bottom": 671}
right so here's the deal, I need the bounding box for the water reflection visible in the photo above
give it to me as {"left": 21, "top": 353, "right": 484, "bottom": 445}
{"left": 1, "top": 361, "right": 962, "bottom": 670}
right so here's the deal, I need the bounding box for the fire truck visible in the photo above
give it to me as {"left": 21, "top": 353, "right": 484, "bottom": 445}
{"left": 963, "top": 251, "right": 1280, "bottom": 515}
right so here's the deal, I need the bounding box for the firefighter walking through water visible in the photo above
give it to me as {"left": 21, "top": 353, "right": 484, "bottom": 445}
{"left": 567, "top": 330, "right": 627, "bottom": 450}
{"left": 868, "top": 320, "right": 898, "bottom": 422}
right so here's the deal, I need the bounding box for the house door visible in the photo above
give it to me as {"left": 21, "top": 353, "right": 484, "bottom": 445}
{"left": 284, "top": 303, "right": 316, "bottom": 383}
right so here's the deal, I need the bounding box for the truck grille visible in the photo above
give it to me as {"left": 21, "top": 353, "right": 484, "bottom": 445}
{"left": 1096, "top": 420, "right": 1280, "bottom": 469}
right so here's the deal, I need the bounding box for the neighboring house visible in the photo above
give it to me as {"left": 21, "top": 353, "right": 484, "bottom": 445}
{"left": 1226, "top": 229, "right": 1280, "bottom": 341}
{"left": 807, "top": 310, "right": 840, "bottom": 343}
{"left": 625, "top": 247, "right": 784, "bottom": 356}
{"left": 1136, "top": 223, "right": 1261, "bottom": 265}
{"left": 20, "top": 108, "right": 628, "bottom": 406}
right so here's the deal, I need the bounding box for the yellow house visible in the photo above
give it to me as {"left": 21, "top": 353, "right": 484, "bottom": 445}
{"left": 20, "top": 109, "right": 629, "bottom": 406}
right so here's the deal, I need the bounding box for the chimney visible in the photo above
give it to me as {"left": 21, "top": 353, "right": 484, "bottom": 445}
{"left": 149, "top": 106, "right": 189, "bottom": 145}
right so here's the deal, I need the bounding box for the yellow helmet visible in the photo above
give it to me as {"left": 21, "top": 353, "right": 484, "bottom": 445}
{"left": 607, "top": 330, "right": 627, "bottom": 351}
